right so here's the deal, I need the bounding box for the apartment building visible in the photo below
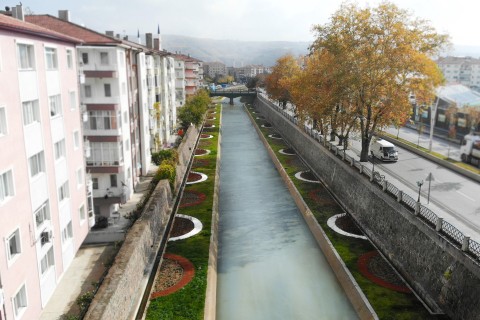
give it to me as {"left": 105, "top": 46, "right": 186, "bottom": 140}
{"left": 172, "top": 53, "right": 204, "bottom": 95}
{"left": 174, "top": 59, "right": 186, "bottom": 108}
{"left": 26, "top": 13, "right": 142, "bottom": 217}
{"left": 203, "top": 61, "right": 227, "bottom": 78}
{"left": 233, "top": 64, "right": 271, "bottom": 81}
{"left": 0, "top": 10, "right": 91, "bottom": 320}
{"left": 437, "top": 56, "right": 480, "bottom": 90}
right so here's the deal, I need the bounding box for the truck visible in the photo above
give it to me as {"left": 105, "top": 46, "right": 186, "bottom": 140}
{"left": 460, "top": 133, "right": 480, "bottom": 167}
{"left": 371, "top": 138, "right": 399, "bottom": 161}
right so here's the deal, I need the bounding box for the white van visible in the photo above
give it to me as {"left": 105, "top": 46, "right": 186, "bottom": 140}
{"left": 371, "top": 139, "right": 398, "bottom": 161}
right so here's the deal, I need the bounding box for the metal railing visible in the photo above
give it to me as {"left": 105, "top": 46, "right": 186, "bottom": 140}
{"left": 258, "top": 94, "right": 480, "bottom": 261}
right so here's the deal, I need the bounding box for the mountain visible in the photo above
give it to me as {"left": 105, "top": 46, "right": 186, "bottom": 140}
{"left": 162, "top": 34, "right": 310, "bottom": 67}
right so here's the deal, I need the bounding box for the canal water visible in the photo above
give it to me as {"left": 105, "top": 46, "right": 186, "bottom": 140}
{"left": 216, "top": 101, "right": 358, "bottom": 320}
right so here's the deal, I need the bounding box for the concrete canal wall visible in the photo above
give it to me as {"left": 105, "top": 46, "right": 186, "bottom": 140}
{"left": 255, "top": 96, "right": 480, "bottom": 320}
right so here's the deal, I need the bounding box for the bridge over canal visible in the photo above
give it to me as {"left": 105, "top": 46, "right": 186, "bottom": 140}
{"left": 209, "top": 88, "right": 257, "bottom": 104}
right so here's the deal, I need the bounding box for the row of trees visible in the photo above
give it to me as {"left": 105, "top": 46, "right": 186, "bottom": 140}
{"left": 265, "top": 2, "right": 449, "bottom": 161}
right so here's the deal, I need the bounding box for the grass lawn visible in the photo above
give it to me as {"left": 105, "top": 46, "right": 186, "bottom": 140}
{"left": 247, "top": 103, "right": 442, "bottom": 320}
{"left": 145, "top": 103, "right": 221, "bottom": 320}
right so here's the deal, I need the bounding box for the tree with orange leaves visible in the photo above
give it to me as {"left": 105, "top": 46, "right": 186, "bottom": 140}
{"left": 308, "top": 2, "right": 449, "bottom": 161}
{"left": 265, "top": 54, "right": 301, "bottom": 109}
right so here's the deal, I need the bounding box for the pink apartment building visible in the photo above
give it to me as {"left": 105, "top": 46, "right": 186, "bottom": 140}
{"left": 0, "top": 10, "right": 91, "bottom": 320}
{"left": 172, "top": 53, "right": 204, "bottom": 96}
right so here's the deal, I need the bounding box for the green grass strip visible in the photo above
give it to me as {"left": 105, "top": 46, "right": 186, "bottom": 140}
{"left": 145, "top": 104, "right": 221, "bottom": 320}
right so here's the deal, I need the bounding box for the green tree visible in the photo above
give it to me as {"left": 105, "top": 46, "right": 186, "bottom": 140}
{"left": 310, "top": 2, "right": 449, "bottom": 161}
{"left": 177, "top": 89, "right": 210, "bottom": 127}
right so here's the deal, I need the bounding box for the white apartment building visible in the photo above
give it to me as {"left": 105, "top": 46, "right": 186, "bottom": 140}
{"left": 437, "top": 56, "right": 480, "bottom": 90}
{"left": 174, "top": 59, "right": 186, "bottom": 109}
{"left": 0, "top": 9, "right": 91, "bottom": 320}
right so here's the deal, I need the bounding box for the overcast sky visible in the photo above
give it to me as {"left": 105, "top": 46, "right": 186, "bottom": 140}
{"left": 15, "top": 0, "right": 480, "bottom": 47}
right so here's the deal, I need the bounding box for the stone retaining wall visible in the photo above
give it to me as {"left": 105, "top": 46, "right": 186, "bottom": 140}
{"left": 256, "top": 96, "right": 480, "bottom": 320}
{"left": 84, "top": 125, "right": 198, "bottom": 320}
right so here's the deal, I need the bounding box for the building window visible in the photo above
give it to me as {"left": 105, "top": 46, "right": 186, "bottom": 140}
{"left": 0, "top": 106, "right": 7, "bottom": 136}
{"left": 58, "top": 181, "right": 69, "bottom": 202}
{"left": 0, "top": 169, "right": 14, "bottom": 202}
{"left": 49, "top": 94, "right": 62, "bottom": 117}
{"left": 54, "top": 139, "right": 66, "bottom": 160}
{"left": 13, "top": 284, "right": 27, "bottom": 317}
{"left": 81, "top": 52, "right": 88, "bottom": 64}
{"left": 22, "top": 100, "right": 40, "bottom": 125}
{"left": 79, "top": 204, "right": 86, "bottom": 221}
{"left": 61, "top": 222, "right": 73, "bottom": 244}
{"left": 73, "top": 130, "right": 80, "bottom": 149}
{"left": 76, "top": 168, "right": 83, "bottom": 187}
{"left": 87, "top": 142, "right": 123, "bottom": 166}
{"left": 40, "top": 247, "right": 54, "bottom": 275}
{"left": 17, "top": 43, "right": 35, "bottom": 70}
{"left": 84, "top": 85, "right": 92, "bottom": 98}
{"left": 7, "top": 228, "right": 21, "bottom": 261}
{"left": 28, "top": 151, "right": 45, "bottom": 178}
{"left": 110, "top": 174, "right": 117, "bottom": 187}
{"left": 104, "top": 83, "right": 111, "bottom": 97}
{"left": 69, "top": 91, "right": 77, "bottom": 110}
{"left": 85, "top": 111, "right": 118, "bottom": 130}
{"left": 45, "top": 47, "right": 58, "bottom": 70}
{"left": 100, "top": 52, "right": 109, "bottom": 65}
{"left": 34, "top": 201, "right": 50, "bottom": 228}
{"left": 66, "top": 49, "right": 73, "bottom": 69}
{"left": 119, "top": 51, "right": 125, "bottom": 67}
{"left": 92, "top": 178, "right": 98, "bottom": 190}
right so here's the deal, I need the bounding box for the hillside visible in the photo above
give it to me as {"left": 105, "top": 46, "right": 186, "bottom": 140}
{"left": 162, "top": 34, "right": 310, "bottom": 66}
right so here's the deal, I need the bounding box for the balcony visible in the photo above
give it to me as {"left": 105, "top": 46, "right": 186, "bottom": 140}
{"left": 84, "top": 70, "right": 118, "bottom": 78}
{"left": 84, "top": 140, "right": 91, "bottom": 158}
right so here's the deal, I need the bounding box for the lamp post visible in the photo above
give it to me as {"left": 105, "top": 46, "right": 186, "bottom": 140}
{"left": 370, "top": 150, "right": 375, "bottom": 173}
{"left": 416, "top": 180, "right": 424, "bottom": 203}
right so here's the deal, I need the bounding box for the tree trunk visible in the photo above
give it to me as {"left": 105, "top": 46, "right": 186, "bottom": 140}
{"left": 360, "top": 137, "right": 371, "bottom": 162}
{"left": 282, "top": 100, "right": 287, "bottom": 109}
{"left": 338, "top": 135, "right": 344, "bottom": 146}
{"left": 330, "top": 129, "right": 336, "bottom": 141}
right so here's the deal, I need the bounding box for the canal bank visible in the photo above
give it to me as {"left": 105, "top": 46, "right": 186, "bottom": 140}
{"left": 216, "top": 100, "right": 360, "bottom": 319}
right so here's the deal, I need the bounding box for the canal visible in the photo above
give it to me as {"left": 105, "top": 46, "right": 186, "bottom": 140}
{"left": 216, "top": 100, "right": 358, "bottom": 319}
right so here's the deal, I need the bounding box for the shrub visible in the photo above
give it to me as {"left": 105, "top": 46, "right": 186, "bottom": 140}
{"left": 76, "top": 291, "right": 94, "bottom": 312}
{"left": 92, "top": 216, "right": 108, "bottom": 229}
{"left": 152, "top": 149, "right": 178, "bottom": 165}
{"left": 156, "top": 162, "right": 176, "bottom": 189}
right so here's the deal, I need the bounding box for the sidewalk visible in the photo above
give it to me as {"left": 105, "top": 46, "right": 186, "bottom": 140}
{"left": 40, "top": 164, "right": 159, "bottom": 319}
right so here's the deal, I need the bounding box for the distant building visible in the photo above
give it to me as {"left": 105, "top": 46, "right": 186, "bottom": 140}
{"left": 203, "top": 61, "right": 227, "bottom": 78}
{"left": 233, "top": 64, "right": 271, "bottom": 81}
{"left": 436, "top": 56, "right": 480, "bottom": 90}
{"left": 0, "top": 8, "right": 92, "bottom": 320}
{"left": 172, "top": 53, "right": 204, "bottom": 95}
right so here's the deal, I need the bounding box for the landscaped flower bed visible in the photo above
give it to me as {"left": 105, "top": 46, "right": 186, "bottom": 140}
{"left": 246, "top": 104, "right": 438, "bottom": 319}
{"left": 146, "top": 104, "right": 221, "bottom": 320}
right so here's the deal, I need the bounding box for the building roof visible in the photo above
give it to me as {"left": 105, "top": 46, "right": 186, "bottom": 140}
{"left": 171, "top": 53, "right": 202, "bottom": 63}
{"left": 25, "top": 14, "right": 121, "bottom": 45}
{"left": 437, "top": 84, "right": 480, "bottom": 107}
{"left": 0, "top": 14, "right": 82, "bottom": 43}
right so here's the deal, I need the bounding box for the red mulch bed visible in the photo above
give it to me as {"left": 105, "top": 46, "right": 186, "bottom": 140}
{"left": 192, "top": 159, "right": 210, "bottom": 169}
{"left": 195, "top": 149, "right": 208, "bottom": 155}
{"left": 207, "top": 117, "right": 215, "bottom": 120}
{"left": 300, "top": 171, "right": 318, "bottom": 181}
{"left": 200, "top": 134, "right": 212, "bottom": 138}
{"left": 180, "top": 190, "right": 206, "bottom": 208}
{"left": 282, "top": 148, "right": 295, "bottom": 155}
{"left": 308, "top": 189, "right": 337, "bottom": 206}
{"left": 270, "top": 133, "right": 282, "bottom": 138}
{"left": 187, "top": 172, "right": 202, "bottom": 182}
{"left": 150, "top": 254, "right": 195, "bottom": 299}
{"left": 263, "top": 122, "right": 272, "bottom": 127}
{"left": 170, "top": 217, "right": 195, "bottom": 236}
{"left": 358, "top": 251, "right": 411, "bottom": 293}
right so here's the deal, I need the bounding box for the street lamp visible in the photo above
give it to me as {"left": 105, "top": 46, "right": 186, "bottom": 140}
{"left": 370, "top": 150, "right": 375, "bottom": 173}
{"left": 416, "top": 180, "right": 424, "bottom": 203}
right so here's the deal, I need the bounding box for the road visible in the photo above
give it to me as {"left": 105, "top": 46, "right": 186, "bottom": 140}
{"left": 259, "top": 93, "right": 480, "bottom": 242}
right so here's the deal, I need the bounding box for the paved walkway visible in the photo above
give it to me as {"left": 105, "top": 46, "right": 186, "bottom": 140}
{"left": 40, "top": 164, "right": 159, "bottom": 319}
